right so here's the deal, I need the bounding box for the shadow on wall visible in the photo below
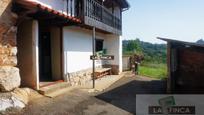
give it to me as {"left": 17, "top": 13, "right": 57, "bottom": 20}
{"left": 95, "top": 79, "right": 167, "bottom": 114}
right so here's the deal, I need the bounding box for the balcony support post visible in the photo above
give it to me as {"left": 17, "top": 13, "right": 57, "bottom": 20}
{"left": 92, "top": 26, "right": 96, "bottom": 89}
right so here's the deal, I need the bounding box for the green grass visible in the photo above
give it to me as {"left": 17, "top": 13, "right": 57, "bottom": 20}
{"left": 139, "top": 63, "right": 167, "bottom": 80}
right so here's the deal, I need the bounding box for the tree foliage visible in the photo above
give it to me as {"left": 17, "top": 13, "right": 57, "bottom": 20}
{"left": 123, "top": 39, "right": 143, "bottom": 55}
{"left": 123, "top": 39, "right": 167, "bottom": 63}
{"left": 196, "top": 39, "right": 204, "bottom": 44}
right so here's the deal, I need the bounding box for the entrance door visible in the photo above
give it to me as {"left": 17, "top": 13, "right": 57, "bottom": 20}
{"left": 39, "top": 32, "right": 52, "bottom": 81}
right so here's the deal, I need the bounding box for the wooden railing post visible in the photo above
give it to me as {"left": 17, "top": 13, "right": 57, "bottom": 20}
{"left": 101, "top": 1, "right": 103, "bottom": 22}
{"left": 87, "top": 0, "right": 90, "bottom": 17}
{"left": 92, "top": 26, "right": 96, "bottom": 88}
{"left": 66, "top": 0, "right": 69, "bottom": 15}
{"left": 70, "top": 0, "right": 73, "bottom": 16}
{"left": 83, "top": 0, "right": 86, "bottom": 16}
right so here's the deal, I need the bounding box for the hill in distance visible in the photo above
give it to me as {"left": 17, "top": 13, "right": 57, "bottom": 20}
{"left": 196, "top": 39, "right": 204, "bottom": 45}
{"left": 123, "top": 39, "right": 167, "bottom": 63}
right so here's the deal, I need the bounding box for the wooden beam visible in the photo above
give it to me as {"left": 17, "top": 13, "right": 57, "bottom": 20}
{"left": 60, "top": 27, "right": 64, "bottom": 80}
{"left": 167, "top": 42, "right": 172, "bottom": 94}
{"left": 92, "top": 26, "right": 96, "bottom": 89}
{"left": 15, "top": 10, "right": 37, "bottom": 26}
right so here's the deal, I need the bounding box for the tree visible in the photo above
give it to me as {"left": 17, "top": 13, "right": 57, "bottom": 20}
{"left": 123, "top": 38, "right": 167, "bottom": 63}
{"left": 196, "top": 39, "right": 204, "bottom": 44}
{"left": 123, "top": 39, "right": 142, "bottom": 55}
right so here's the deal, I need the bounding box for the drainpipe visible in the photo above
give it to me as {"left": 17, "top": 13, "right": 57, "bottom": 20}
{"left": 92, "top": 27, "right": 96, "bottom": 89}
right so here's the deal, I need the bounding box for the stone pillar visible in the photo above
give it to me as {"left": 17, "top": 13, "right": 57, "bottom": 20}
{"left": 0, "top": 2, "right": 20, "bottom": 92}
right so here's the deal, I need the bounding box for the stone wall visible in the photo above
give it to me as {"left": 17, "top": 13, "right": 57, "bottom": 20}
{"left": 66, "top": 68, "right": 93, "bottom": 86}
{"left": 0, "top": 1, "right": 20, "bottom": 92}
{"left": 0, "top": 0, "right": 12, "bottom": 16}
{"left": 66, "top": 65, "right": 119, "bottom": 86}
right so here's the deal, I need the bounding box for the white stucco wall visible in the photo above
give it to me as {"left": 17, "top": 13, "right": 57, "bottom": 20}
{"left": 63, "top": 26, "right": 122, "bottom": 76}
{"left": 63, "top": 27, "right": 105, "bottom": 74}
{"left": 122, "top": 56, "right": 130, "bottom": 71}
{"left": 104, "top": 35, "right": 122, "bottom": 73}
{"left": 119, "top": 36, "right": 122, "bottom": 73}
{"left": 17, "top": 20, "right": 39, "bottom": 90}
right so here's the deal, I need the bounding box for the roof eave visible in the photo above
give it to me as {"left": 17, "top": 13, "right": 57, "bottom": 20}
{"left": 157, "top": 37, "right": 204, "bottom": 48}
{"left": 115, "top": 0, "right": 130, "bottom": 10}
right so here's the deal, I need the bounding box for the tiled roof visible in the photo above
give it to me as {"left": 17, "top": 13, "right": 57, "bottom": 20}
{"left": 15, "top": 0, "right": 81, "bottom": 23}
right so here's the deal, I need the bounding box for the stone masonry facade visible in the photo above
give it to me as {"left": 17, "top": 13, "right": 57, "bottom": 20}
{"left": 67, "top": 69, "right": 93, "bottom": 86}
{"left": 0, "top": 0, "right": 121, "bottom": 91}
{"left": 66, "top": 65, "right": 119, "bottom": 86}
{"left": 0, "top": 0, "right": 20, "bottom": 92}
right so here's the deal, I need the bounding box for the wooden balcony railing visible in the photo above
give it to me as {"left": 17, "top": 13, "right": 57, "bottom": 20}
{"left": 64, "top": 0, "right": 122, "bottom": 33}
{"left": 84, "top": 0, "right": 122, "bottom": 31}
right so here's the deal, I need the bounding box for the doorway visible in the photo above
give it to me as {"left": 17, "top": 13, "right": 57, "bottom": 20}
{"left": 17, "top": 20, "right": 63, "bottom": 89}
{"left": 39, "top": 32, "right": 52, "bottom": 81}
{"left": 39, "top": 26, "right": 63, "bottom": 85}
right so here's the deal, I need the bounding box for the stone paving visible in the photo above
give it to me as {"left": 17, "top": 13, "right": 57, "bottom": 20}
{"left": 12, "top": 74, "right": 166, "bottom": 115}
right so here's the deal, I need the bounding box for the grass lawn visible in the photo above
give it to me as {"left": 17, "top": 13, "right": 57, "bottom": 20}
{"left": 138, "top": 63, "right": 167, "bottom": 80}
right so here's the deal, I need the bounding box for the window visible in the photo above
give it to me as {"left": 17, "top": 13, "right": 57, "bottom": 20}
{"left": 96, "top": 39, "right": 104, "bottom": 52}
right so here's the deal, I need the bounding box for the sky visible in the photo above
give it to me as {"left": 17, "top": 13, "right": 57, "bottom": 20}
{"left": 122, "top": 0, "right": 204, "bottom": 43}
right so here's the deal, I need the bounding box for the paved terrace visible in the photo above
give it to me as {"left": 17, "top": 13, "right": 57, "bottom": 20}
{"left": 9, "top": 73, "right": 166, "bottom": 115}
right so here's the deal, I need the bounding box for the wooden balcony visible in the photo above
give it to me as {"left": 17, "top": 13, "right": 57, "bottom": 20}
{"left": 14, "top": 0, "right": 123, "bottom": 35}
{"left": 83, "top": 0, "right": 122, "bottom": 35}
{"left": 64, "top": 0, "right": 122, "bottom": 35}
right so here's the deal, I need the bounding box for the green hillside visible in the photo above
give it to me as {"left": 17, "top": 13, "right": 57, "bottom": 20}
{"left": 123, "top": 39, "right": 167, "bottom": 79}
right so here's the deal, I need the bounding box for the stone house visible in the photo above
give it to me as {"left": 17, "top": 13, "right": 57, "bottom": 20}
{"left": 0, "top": 0, "right": 129, "bottom": 92}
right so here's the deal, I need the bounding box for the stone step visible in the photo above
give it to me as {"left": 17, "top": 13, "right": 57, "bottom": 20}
{"left": 44, "top": 86, "right": 77, "bottom": 98}
{"left": 38, "top": 82, "right": 71, "bottom": 95}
